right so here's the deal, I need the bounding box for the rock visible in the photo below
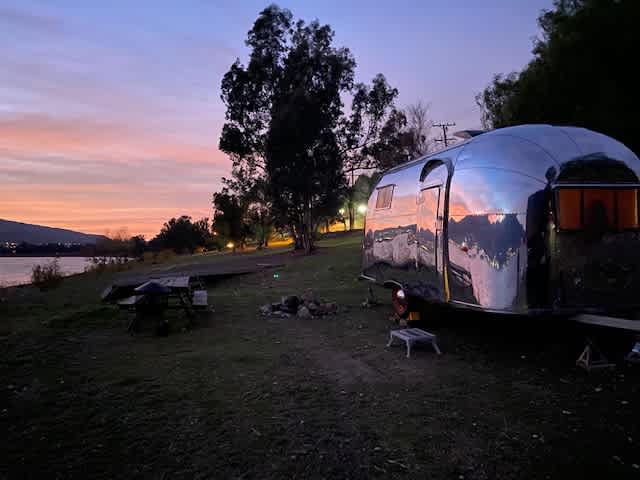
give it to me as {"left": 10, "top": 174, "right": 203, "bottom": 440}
{"left": 297, "top": 306, "right": 312, "bottom": 319}
{"left": 317, "top": 302, "right": 338, "bottom": 315}
{"left": 281, "top": 295, "right": 300, "bottom": 313}
{"left": 302, "top": 289, "right": 319, "bottom": 306}
{"left": 259, "top": 304, "right": 272, "bottom": 316}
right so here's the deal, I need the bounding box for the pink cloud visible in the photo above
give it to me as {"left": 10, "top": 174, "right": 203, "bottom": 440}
{"left": 0, "top": 113, "right": 227, "bottom": 166}
{"left": 0, "top": 4, "right": 238, "bottom": 239}
{"left": 0, "top": 112, "right": 229, "bottom": 238}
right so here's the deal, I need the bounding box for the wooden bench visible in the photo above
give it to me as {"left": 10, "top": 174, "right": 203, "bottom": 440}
{"left": 117, "top": 295, "right": 146, "bottom": 310}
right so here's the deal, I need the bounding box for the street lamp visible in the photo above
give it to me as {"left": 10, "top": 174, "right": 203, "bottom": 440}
{"left": 338, "top": 208, "right": 346, "bottom": 232}
{"left": 355, "top": 204, "right": 367, "bottom": 229}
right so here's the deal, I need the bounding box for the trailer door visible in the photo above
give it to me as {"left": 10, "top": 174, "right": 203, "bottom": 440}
{"left": 417, "top": 186, "right": 441, "bottom": 271}
{"left": 417, "top": 162, "right": 448, "bottom": 299}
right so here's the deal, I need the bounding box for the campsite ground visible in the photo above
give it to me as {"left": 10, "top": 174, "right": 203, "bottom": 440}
{"left": 1, "top": 233, "right": 639, "bottom": 479}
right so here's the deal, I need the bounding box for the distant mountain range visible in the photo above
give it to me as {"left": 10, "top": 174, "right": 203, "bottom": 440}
{"left": 0, "top": 219, "right": 107, "bottom": 245}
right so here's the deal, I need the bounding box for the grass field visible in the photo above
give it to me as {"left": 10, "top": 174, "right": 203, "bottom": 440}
{"left": 2, "top": 233, "right": 640, "bottom": 479}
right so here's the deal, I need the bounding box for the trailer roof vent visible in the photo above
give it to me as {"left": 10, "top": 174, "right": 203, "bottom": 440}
{"left": 453, "top": 130, "right": 485, "bottom": 139}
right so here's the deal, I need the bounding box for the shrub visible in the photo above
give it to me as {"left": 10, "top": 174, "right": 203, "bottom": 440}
{"left": 157, "top": 249, "right": 175, "bottom": 263}
{"left": 141, "top": 249, "right": 175, "bottom": 265}
{"left": 31, "top": 259, "right": 64, "bottom": 291}
{"left": 84, "top": 256, "right": 131, "bottom": 274}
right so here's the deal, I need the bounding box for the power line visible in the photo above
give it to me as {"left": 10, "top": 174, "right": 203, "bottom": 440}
{"left": 433, "top": 122, "right": 456, "bottom": 147}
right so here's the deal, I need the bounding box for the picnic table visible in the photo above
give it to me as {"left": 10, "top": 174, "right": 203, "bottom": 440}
{"left": 112, "top": 275, "right": 209, "bottom": 334}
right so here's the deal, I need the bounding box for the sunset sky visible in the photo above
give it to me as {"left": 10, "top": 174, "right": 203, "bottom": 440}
{"left": 1, "top": 0, "right": 552, "bottom": 238}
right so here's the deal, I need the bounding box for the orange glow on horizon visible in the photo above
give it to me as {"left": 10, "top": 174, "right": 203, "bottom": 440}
{"left": 1, "top": 113, "right": 228, "bottom": 238}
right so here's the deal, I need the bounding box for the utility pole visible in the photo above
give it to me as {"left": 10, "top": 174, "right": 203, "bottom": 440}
{"left": 433, "top": 121, "right": 456, "bottom": 147}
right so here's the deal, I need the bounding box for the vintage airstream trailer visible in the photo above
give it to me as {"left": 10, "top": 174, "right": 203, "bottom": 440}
{"left": 361, "top": 124, "right": 640, "bottom": 317}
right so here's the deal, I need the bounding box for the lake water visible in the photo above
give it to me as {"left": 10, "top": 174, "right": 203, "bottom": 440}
{"left": 0, "top": 257, "right": 96, "bottom": 287}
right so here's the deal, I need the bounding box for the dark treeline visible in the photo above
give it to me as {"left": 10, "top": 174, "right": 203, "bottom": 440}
{"left": 148, "top": 216, "right": 220, "bottom": 254}
{"left": 1, "top": 217, "right": 214, "bottom": 258}
{"left": 476, "top": 0, "right": 639, "bottom": 155}
{"left": 0, "top": 237, "right": 146, "bottom": 258}
{"left": 0, "top": 243, "right": 94, "bottom": 257}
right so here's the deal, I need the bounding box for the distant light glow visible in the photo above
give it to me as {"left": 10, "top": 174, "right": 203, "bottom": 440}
{"left": 338, "top": 208, "right": 345, "bottom": 215}
{"left": 226, "top": 242, "right": 234, "bottom": 249}
{"left": 357, "top": 204, "right": 367, "bottom": 214}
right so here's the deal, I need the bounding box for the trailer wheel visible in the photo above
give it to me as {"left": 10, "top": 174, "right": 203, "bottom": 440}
{"left": 391, "top": 287, "right": 409, "bottom": 318}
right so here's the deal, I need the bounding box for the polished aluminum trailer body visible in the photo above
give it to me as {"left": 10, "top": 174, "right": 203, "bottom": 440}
{"left": 362, "top": 125, "right": 640, "bottom": 315}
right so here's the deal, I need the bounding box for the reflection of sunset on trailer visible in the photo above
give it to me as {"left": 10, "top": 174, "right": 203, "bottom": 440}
{"left": 361, "top": 125, "right": 640, "bottom": 333}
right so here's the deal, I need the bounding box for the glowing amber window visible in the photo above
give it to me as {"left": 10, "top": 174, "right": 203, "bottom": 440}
{"left": 557, "top": 189, "right": 582, "bottom": 230}
{"left": 556, "top": 187, "right": 639, "bottom": 231}
{"left": 583, "top": 188, "right": 615, "bottom": 228}
{"left": 617, "top": 189, "right": 639, "bottom": 229}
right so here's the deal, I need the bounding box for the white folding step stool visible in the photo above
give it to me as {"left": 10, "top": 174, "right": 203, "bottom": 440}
{"left": 387, "top": 328, "right": 441, "bottom": 358}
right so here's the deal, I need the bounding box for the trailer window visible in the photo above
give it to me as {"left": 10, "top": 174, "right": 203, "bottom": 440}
{"left": 375, "top": 185, "right": 394, "bottom": 209}
{"left": 557, "top": 189, "right": 581, "bottom": 230}
{"left": 617, "top": 189, "right": 639, "bottom": 229}
{"left": 556, "top": 187, "right": 639, "bottom": 231}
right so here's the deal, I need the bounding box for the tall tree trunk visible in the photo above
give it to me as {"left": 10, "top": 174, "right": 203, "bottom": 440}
{"left": 302, "top": 205, "right": 314, "bottom": 254}
{"left": 348, "top": 198, "right": 354, "bottom": 231}
{"left": 291, "top": 225, "right": 303, "bottom": 250}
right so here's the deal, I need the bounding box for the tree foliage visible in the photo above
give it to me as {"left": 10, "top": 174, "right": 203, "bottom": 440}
{"left": 265, "top": 18, "right": 355, "bottom": 252}
{"left": 405, "top": 101, "right": 433, "bottom": 158}
{"left": 477, "top": 0, "right": 640, "bottom": 154}
{"left": 151, "top": 216, "right": 212, "bottom": 254}
{"left": 359, "top": 102, "right": 433, "bottom": 172}
{"left": 212, "top": 190, "right": 250, "bottom": 249}
{"left": 338, "top": 75, "right": 399, "bottom": 174}
{"left": 218, "top": 4, "right": 399, "bottom": 252}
